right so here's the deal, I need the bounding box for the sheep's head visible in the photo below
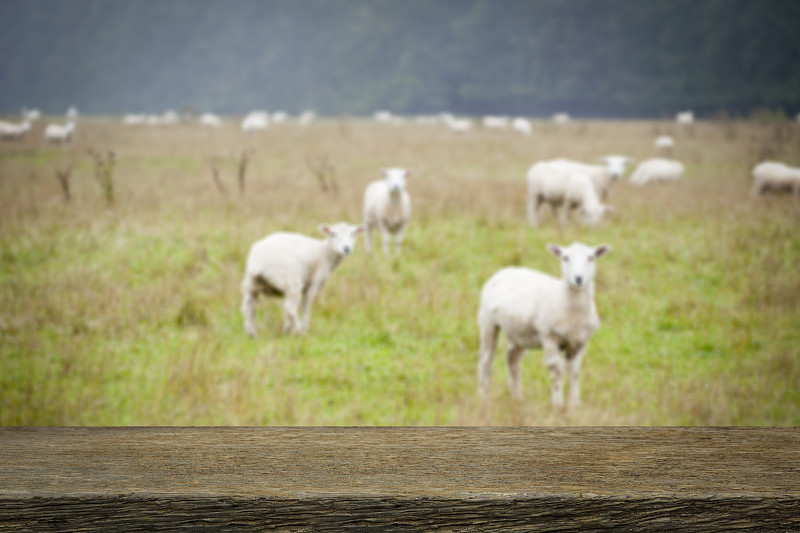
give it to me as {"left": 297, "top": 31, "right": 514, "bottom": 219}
{"left": 547, "top": 242, "right": 611, "bottom": 289}
{"left": 320, "top": 223, "right": 365, "bottom": 256}
{"left": 578, "top": 204, "right": 613, "bottom": 226}
{"left": 382, "top": 167, "right": 411, "bottom": 195}
{"left": 600, "top": 155, "right": 633, "bottom": 179}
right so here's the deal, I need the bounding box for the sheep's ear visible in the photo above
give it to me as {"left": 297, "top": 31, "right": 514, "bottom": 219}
{"left": 319, "top": 224, "right": 332, "bottom": 236}
{"left": 405, "top": 169, "right": 413, "bottom": 178}
{"left": 547, "top": 243, "right": 563, "bottom": 258}
{"left": 381, "top": 168, "right": 388, "bottom": 177}
{"left": 594, "top": 245, "right": 611, "bottom": 259}
{"left": 352, "top": 225, "right": 365, "bottom": 235}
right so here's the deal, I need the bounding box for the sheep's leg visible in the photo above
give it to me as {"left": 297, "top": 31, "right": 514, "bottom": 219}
{"left": 394, "top": 226, "right": 406, "bottom": 255}
{"left": 364, "top": 221, "right": 374, "bottom": 253}
{"left": 543, "top": 339, "right": 566, "bottom": 408}
{"left": 566, "top": 345, "right": 587, "bottom": 408}
{"left": 282, "top": 285, "right": 302, "bottom": 335}
{"left": 477, "top": 316, "right": 499, "bottom": 398}
{"left": 380, "top": 226, "right": 392, "bottom": 255}
{"left": 527, "top": 194, "right": 539, "bottom": 226}
{"left": 557, "top": 204, "right": 569, "bottom": 230}
{"left": 241, "top": 277, "right": 258, "bottom": 338}
{"left": 299, "top": 281, "right": 325, "bottom": 334}
{"left": 506, "top": 344, "right": 526, "bottom": 400}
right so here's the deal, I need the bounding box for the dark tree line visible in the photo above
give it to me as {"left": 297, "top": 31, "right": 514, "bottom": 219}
{"left": 1, "top": 0, "right": 798, "bottom": 118}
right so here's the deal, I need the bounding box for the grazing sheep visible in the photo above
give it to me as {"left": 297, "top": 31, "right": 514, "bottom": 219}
{"left": 535, "top": 157, "right": 631, "bottom": 201}
{"left": 241, "top": 222, "right": 364, "bottom": 337}
{"left": 676, "top": 111, "right": 694, "bottom": 125}
{"left": 654, "top": 135, "right": 675, "bottom": 156}
{"left": 482, "top": 115, "right": 510, "bottom": 129}
{"left": 527, "top": 163, "right": 612, "bottom": 228}
{"left": 751, "top": 161, "right": 800, "bottom": 197}
{"left": 511, "top": 117, "right": 532, "bottom": 136}
{"left": 363, "top": 167, "right": 412, "bottom": 254}
{"left": 44, "top": 122, "right": 75, "bottom": 144}
{"left": 199, "top": 113, "right": 221, "bottom": 127}
{"left": 630, "top": 158, "right": 685, "bottom": 185}
{"left": 477, "top": 242, "right": 611, "bottom": 407}
{"left": 242, "top": 111, "right": 269, "bottom": 132}
{"left": 552, "top": 112, "right": 571, "bottom": 125}
{"left": 0, "top": 120, "right": 31, "bottom": 140}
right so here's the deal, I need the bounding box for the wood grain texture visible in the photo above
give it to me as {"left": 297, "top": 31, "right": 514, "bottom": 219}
{"left": 1, "top": 427, "right": 799, "bottom": 531}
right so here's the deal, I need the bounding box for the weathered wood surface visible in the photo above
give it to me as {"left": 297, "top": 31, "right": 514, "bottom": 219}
{"left": 1, "top": 427, "right": 798, "bottom": 531}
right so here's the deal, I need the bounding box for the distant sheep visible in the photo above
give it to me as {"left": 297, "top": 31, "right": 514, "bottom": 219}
{"left": 199, "top": 113, "right": 221, "bottom": 127}
{"left": 511, "top": 117, "right": 532, "bottom": 136}
{"left": 552, "top": 112, "right": 571, "bottom": 125}
{"left": 676, "top": 111, "right": 694, "bottom": 125}
{"left": 527, "top": 162, "right": 612, "bottom": 228}
{"left": 654, "top": 135, "right": 675, "bottom": 156}
{"left": 44, "top": 122, "right": 75, "bottom": 144}
{"left": 242, "top": 111, "right": 269, "bottom": 132}
{"left": 483, "top": 115, "right": 510, "bottom": 129}
{"left": 751, "top": 161, "right": 800, "bottom": 197}
{"left": 241, "top": 222, "right": 364, "bottom": 336}
{"left": 478, "top": 242, "right": 611, "bottom": 407}
{"left": 0, "top": 120, "right": 30, "bottom": 141}
{"left": 363, "top": 167, "right": 412, "bottom": 254}
{"left": 630, "top": 158, "right": 684, "bottom": 185}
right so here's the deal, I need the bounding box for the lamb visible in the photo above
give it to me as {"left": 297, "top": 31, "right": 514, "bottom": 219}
{"left": 629, "top": 158, "right": 684, "bottom": 185}
{"left": 654, "top": 135, "right": 675, "bottom": 156}
{"left": 363, "top": 168, "right": 412, "bottom": 254}
{"left": 751, "top": 161, "right": 800, "bottom": 197}
{"left": 44, "top": 122, "right": 75, "bottom": 144}
{"left": 477, "top": 242, "right": 611, "bottom": 408}
{"left": 0, "top": 120, "right": 31, "bottom": 140}
{"left": 526, "top": 162, "right": 612, "bottom": 228}
{"left": 241, "top": 222, "right": 364, "bottom": 337}
{"left": 199, "top": 113, "right": 221, "bottom": 127}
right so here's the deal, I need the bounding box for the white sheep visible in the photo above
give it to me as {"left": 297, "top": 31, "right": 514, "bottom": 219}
{"left": 0, "top": 120, "right": 31, "bottom": 140}
{"left": 552, "top": 112, "right": 571, "bottom": 125}
{"left": 629, "top": 158, "right": 684, "bottom": 185}
{"left": 526, "top": 162, "right": 611, "bottom": 228}
{"left": 242, "top": 111, "right": 269, "bottom": 132}
{"left": 477, "top": 242, "right": 611, "bottom": 407}
{"left": 654, "top": 135, "right": 674, "bottom": 149}
{"left": 199, "top": 113, "right": 221, "bottom": 127}
{"left": 751, "top": 161, "right": 800, "bottom": 197}
{"left": 676, "top": 111, "right": 694, "bottom": 125}
{"left": 44, "top": 122, "right": 75, "bottom": 144}
{"left": 511, "top": 117, "right": 532, "bottom": 136}
{"left": 535, "top": 156, "right": 632, "bottom": 201}
{"left": 482, "top": 115, "right": 510, "bottom": 129}
{"left": 241, "top": 222, "right": 364, "bottom": 337}
{"left": 363, "top": 167, "right": 412, "bottom": 254}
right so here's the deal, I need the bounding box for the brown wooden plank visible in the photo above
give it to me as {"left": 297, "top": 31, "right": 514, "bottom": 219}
{"left": 1, "top": 427, "right": 799, "bottom": 531}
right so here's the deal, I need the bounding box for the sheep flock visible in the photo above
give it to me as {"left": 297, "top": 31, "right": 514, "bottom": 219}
{"left": 2, "top": 106, "right": 797, "bottom": 417}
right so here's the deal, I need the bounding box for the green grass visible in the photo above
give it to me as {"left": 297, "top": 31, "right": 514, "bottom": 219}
{"left": 1, "top": 118, "right": 799, "bottom": 425}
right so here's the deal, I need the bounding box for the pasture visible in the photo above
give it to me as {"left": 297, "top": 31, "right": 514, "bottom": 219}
{"left": 1, "top": 116, "right": 798, "bottom": 425}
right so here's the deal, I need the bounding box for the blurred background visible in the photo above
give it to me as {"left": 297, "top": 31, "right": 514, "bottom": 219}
{"left": 1, "top": 0, "right": 799, "bottom": 119}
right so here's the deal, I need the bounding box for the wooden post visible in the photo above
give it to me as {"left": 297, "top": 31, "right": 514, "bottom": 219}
{"left": 1, "top": 427, "right": 798, "bottom": 530}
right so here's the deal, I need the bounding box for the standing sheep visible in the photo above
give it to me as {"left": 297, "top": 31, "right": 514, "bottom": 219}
{"left": 629, "top": 158, "right": 684, "bottom": 185}
{"left": 44, "top": 122, "right": 75, "bottom": 144}
{"left": 477, "top": 242, "right": 611, "bottom": 408}
{"left": 543, "top": 157, "right": 631, "bottom": 201}
{"left": 0, "top": 120, "right": 31, "bottom": 141}
{"left": 527, "top": 162, "right": 612, "bottom": 228}
{"left": 363, "top": 167, "right": 412, "bottom": 255}
{"left": 241, "top": 222, "right": 364, "bottom": 337}
{"left": 751, "top": 161, "right": 800, "bottom": 197}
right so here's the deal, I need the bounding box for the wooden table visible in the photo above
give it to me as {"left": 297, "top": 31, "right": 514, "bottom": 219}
{"left": 1, "top": 427, "right": 798, "bottom": 531}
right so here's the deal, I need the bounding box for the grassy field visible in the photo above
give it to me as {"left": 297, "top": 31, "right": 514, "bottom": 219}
{"left": 1, "top": 116, "right": 799, "bottom": 426}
